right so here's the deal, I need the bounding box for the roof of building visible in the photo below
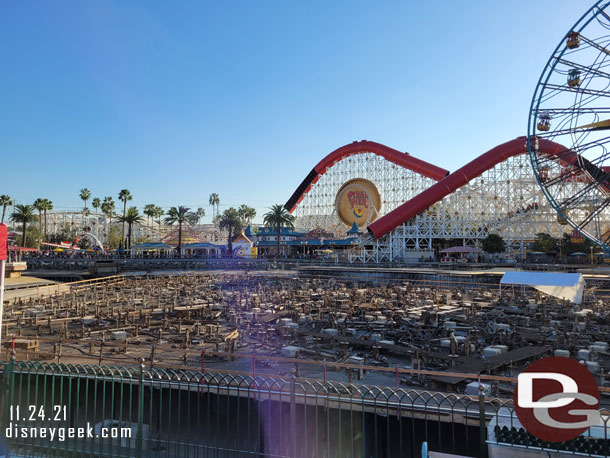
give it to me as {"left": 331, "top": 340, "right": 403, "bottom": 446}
{"left": 256, "top": 238, "right": 358, "bottom": 247}
{"left": 182, "top": 242, "right": 224, "bottom": 249}
{"left": 233, "top": 233, "right": 252, "bottom": 244}
{"left": 347, "top": 222, "right": 360, "bottom": 234}
{"left": 255, "top": 227, "right": 306, "bottom": 237}
{"left": 8, "top": 245, "right": 38, "bottom": 252}
{"left": 244, "top": 225, "right": 254, "bottom": 237}
{"left": 131, "top": 243, "right": 174, "bottom": 250}
{"left": 160, "top": 224, "right": 205, "bottom": 246}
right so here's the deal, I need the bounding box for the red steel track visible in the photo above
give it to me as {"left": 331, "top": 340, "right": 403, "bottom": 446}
{"left": 368, "top": 137, "right": 584, "bottom": 238}
{"left": 286, "top": 136, "right": 606, "bottom": 240}
{"left": 284, "top": 140, "right": 448, "bottom": 213}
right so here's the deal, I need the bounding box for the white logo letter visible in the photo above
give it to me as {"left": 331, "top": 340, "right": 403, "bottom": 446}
{"left": 518, "top": 372, "right": 578, "bottom": 408}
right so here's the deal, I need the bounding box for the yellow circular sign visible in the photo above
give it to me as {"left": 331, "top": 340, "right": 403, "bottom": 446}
{"left": 335, "top": 178, "right": 381, "bottom": 227}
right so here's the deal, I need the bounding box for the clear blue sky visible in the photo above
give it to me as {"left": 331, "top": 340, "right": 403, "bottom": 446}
{"left": 0, "top": 0, "right": 582, "bottom": 223}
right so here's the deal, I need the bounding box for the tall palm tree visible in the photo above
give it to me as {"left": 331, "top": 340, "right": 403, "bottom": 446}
{"left": 196, "top": 207, "right": 205, "bottom": 224}
{"left": 40, "top": 199, "right": 53, "bottom": 239}
{"left": 263, "top": 204, "right": 296, "bottom": 258}
{"left": 144, "top": 204, "right": 156, "bottom": 233}
{"left": 11, "top": 204, "right": 38, "bottom": 247}
{"left": 116, "top": 207, "right": 144, "bottom": 249}
{"left": 118, "top": 189, "right": 132, "bottom": 247}
{"left": 218, "top": 208, "right": 243, "bottom": 257}
{"left": 33, "top": 198, "right": 44, "bottom": 230}
{"left": 0, "top": 195, "right": 12, "bottom": 223}
{"left": 92, "top": 197, "right": 101, "bottom": 215}
{"left": 153, "top": 206, "right": 164, "bottom": 239}
{"left": 79, "top": 188, "right": 91, "bottom": 209}
{"left": 101, "top": 197, "right": 116, "bottom": 228}
{"left": 209, "top": 193, "right": 220, "bottom": 219}
{"left": 164, "top": 206, "right": 197, "bottom": 256}
{"left": 238, "top": 204, "right": 256, "bottom": 224}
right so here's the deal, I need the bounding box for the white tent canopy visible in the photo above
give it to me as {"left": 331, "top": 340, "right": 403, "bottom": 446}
{"left": 500, "top": 271, "right": 585, "bottom": 304}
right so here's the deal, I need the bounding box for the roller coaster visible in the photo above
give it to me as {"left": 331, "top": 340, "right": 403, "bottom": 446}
{"left": 285, "top": 137, "right": 610, "bottom": 263}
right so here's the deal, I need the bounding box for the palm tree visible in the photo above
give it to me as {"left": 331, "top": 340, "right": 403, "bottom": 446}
{"left": 101, "top": 197, "right": 116, "bottom": 228}
{"left": 0, "top": 195, "right": 12, "bottom": 223}
{"left": 144, "top": 204, "right": 156, "bottom": 233}
{"left": 33, "top": 198, "right": 44, "bottom": 230}
{"left": 118, "top": 189, "right": 132, "bottom": 247}
{"left": 116, "top": 207, "right": 144, "bottom": 249}
{"left": 79, "top": 188, "right": 91, "bottom": 209}
{"left": 238, "top": 204, "right": 256, "bottom": 224}
{"left": 164, "top": 206, "right": 197, "bottom": 256}
{"left": 209, "top": 193, "right": 220, "bottom": 219}
{"left": 153, "top": 206, "right": 164, "bottom": 239}
{"left": 218, "top": 208, "right": 243, "bottom": 257}
{"left": 40, "top": 199, "right": 53, "bottom": 239}
{"left": 196, "top": 207, "right": 205, "bottom": 224}
{"left": 11, "top": 204, "right": 38, "bottom": 247}
{"left": 92, "top": 197, "right": 101, "bottom": 215}
{"left": 263, "top": 204, "right": 296, "bottom": 258}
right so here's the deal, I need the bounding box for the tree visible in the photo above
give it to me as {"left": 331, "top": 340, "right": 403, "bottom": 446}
{"left": 263, "top": 205, "right": 295, "bottom": 258}
{"left": 79, "top": 188, "right": 91, "bottom": 209}
{"left": 532, "top": 232, "right": 558, "bottom": 255}
{"left": 238, "top": 204, "right": 256, "bottom": 224}
{"left": 116, "top": 206, "right": 144, "bottom": 249}
{"left": 209, "top": 193, "right": 220, "bottom": 219}
{"left": 118, "top": 189, "right": 132, "bottom": 247}
{"left": 218, "top": 208, "right": 243, "bottom": 256}
{"left": 101, "top": 197, "right": 116, "bottom": 228}
{"left": 560, "top": 232, "right": 593, "bottom": 257}
{"left": 164, "top": 206, "right": 197, "bottom": 256}
{"left": 22, "top": 225, "right": 43, "bottom": 249}
{"left": 33, "top": 198, "right": 44, "bottom": 231}
{"left": 482, "top": 233, "right": 506, "bottom": 254}
{"left": 196, "top": 207, "right": 205, "bottom": 224}
{"left": 0, "top": 195, "right": 12, "bottom": 224}
{"left": 144, "top": 204, "right": 157, "bottom": 233}
{"left": 92, "top": 197, "right": 101, "bottom": 215}
{"left": 40, "top": 199, "right": 53, "bottom": 239}
{"left": 153, "top": 206, "right": 164, "bottom": 239}
{"left": 105, "top": 225, "right": 122, "bottom": 250}
{"left": 11, "top": 204, "right": 38, "bottom": 247}
{"left": 47, "top": 222, "right": 77, "bottom": 245}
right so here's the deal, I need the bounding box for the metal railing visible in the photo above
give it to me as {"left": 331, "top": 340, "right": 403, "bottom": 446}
{"left": 0, "top": 360, "right": 485, "bottom": 457}
{"left": 1, "top": 360, "right": 609, "bottom": 457}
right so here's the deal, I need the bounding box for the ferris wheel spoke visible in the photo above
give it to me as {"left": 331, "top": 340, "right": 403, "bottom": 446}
{"left": 559, "top": 177, "right": 609, "bottom": 209}
{"left": 539, "top": 107, "right": 610, "bottom": 115}
{"left": 579, "top": 33, "right": 610, "bottom": 57}
{"left": 555, "top": 57, "right": 610, "bottom": 79}
{"left": 597, "top": 6, "right": 610, "bottom": 24}
{"left": 577, "top": 197, "right": 610, "bottom": 227}
{"left": 543, "top": 83, "right": 610, "bottom": 99}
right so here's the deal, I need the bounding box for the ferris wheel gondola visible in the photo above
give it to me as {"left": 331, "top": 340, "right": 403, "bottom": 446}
{"left": 528, "top": 0, "right": 610, "bottom": 252}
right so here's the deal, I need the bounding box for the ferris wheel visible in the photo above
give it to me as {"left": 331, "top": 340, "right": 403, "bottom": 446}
{"left": 528, "top": 0, "right": 610, "bottom": 251}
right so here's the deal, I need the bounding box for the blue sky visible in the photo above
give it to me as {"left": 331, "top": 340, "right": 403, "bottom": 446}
{"left": 0, "top": 1, "right": 582, "bottom": 223}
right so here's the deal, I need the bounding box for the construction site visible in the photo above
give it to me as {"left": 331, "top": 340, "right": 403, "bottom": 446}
{"left": 4, "top": 269, "right": 610, "bottom": 398}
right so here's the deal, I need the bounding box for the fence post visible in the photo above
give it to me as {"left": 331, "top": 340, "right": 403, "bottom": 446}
{"left": 479, "top": 384, "right": 488, "bottom": 458}
{"left": 137, "top": 359, "right": 145, "bottom": 457}
{"left": 2, "top": 354, "right": 14, "bottom": 434}
{"left": 290, "top": 375, "right": 297, "bottom": 458}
